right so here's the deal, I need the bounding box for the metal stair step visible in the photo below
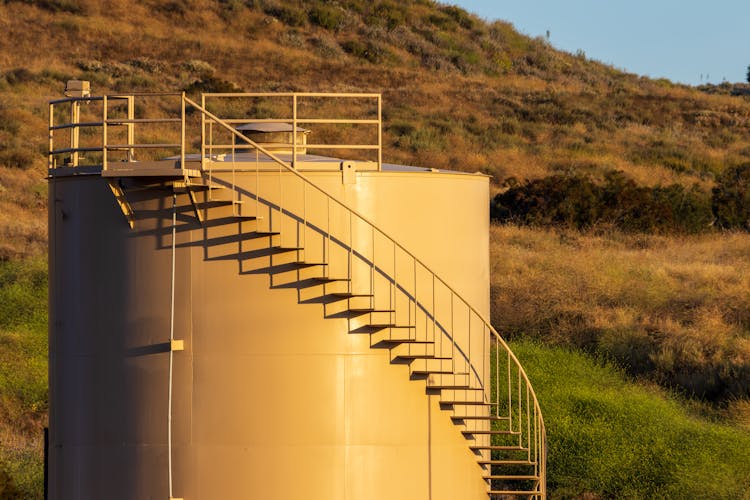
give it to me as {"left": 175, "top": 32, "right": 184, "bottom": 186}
{"left": 428, "top": 384, "right": 481, "bottom": 390}
{"left": 461, "top": 429, "right": 520, "bottom": 436}
{"left": 348, "top": 308, "right": 395, "bottom": 314}
{"left": 311, "top": 276, "right": 351, "bottom": 284}
{"left": 411, "top": 366, "right": 463, "bottom": 375}
{"left": 440, "top": 400, "right": 496, "bottom": 406}
{"left": 370, "top": 327, "right": 418, "bottom": 343}
{"left": 483, "top": 475, "right": 540, "bottom": 481}
{"left": 479, "top": 460, "right": 536, "bottom": 466}
{"left": 396, "top": 353, "right": 450, "bottom": 360}
{"left": 470, "top": 445, "right": 527, "bottom": 451}
{"left": 452, "top": 416, "right": 509, "bottom": 422}
{"left": 488, "top": 490, "right": 542, "bottom": 496}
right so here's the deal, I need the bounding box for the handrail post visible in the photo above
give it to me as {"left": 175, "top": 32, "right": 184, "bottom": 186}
{"left": 292, "top": 94, "right": 298, "bottom": 168}
{"left": 48, "top": 103, "right": 54, "bottom": 170}
{"left": 377, "top": 94, "right": 382, "bottom": 171}
{"left": 70, "top": 100, "right": 79, "bottom": 167}
{"left": 102, "top": 96, "right": 108, "bottom": 171}
{"left": 180, "top": 92, "right": 186, "bottom": 173}
{"left": 200, "top": 93, "right": 206, "bottom": 172}
{"left": 126, "top": 96, "right": 134, "bottom": 161}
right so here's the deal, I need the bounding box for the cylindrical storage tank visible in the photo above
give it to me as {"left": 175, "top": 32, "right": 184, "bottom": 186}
{"left": 48, "top": 163, "right": 490, "bottom": 499}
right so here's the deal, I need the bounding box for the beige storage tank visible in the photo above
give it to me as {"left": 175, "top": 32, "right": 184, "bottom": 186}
{"left": 47, "top": 90, "right": 545, "bottom": 499}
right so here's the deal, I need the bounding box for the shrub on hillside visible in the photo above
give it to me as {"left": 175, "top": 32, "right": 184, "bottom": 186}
{"left": 712, "top": 163, "right": 750, "bottom": 230}
{"left": 340, "top": 39, "right": 392, "bottom": 64}
{"left": 308, "top": 5, "right": 343, "bottom": 31}
{"left": 439, "top": 5, "right": 475, "bottom": 30}
{"left": 7, "top": 0, "right": 87, "bottom": 14}
{"left": 184, "top": 76, "right": 240, "bottom": 94}
{"left": 491, "top": 171, "right": 714, "bottom": 234}
{"left": 365, "top": 2, "right": 407, "bottom": 30}
{"left": 264, "top": 4, "right": 306, "bottom": 26}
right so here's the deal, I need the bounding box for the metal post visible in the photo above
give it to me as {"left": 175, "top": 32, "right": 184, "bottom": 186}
{"left": 292, "top": 94, "right": 298, "bottom": 168}
{"left": 126, "top": 96, "right": 134, "bottom": 161}
{"left": 200, "top": 94, "right": 206, "bottom": 172}
{"left": 377, "top": 95, "right": 382, "bottom": 170}
{"left": 48, "top": 103, "right": 54, "bottom": 170}
{"left": 180, "top": 92, "right": 186, "bottom": 173}
{"left": 70, "top": 100, "right": 79, "bottom": 166}
{"left": 102, "top": 96, "right": 108, "bottom": 171}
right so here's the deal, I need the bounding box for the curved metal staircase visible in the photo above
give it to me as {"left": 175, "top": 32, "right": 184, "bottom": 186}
{"left": 49, "top": 91, "right": 546, "bottom": 498}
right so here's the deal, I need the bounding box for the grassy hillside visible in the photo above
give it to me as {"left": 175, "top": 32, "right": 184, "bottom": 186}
{"left": 0, "top": 259, "right": 46, "bottom": 498}
{"left": 3, "top": 0, "right": 750, "bottom": 258}
{"left": 2, "top": 0, "right": 750, "bottom": 496}
{"left": 491, "top": 225, "right": 750, "bottom": 406}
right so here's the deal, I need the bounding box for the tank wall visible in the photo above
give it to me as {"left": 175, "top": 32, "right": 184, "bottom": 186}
{"left": 49, "top": 168, "right": 490, "bottom": 499}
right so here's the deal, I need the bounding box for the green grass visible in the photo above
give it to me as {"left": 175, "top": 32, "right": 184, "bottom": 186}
{"left": 0, "top": 258, "right": 47, "bottom": 499}
{"left": 511, "top": 340, "right": 750, "bottom": 498}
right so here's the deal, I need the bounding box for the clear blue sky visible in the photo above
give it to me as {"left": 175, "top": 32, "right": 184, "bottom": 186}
{"left": 451, "top": 0, "right": 749, "bottom": 86}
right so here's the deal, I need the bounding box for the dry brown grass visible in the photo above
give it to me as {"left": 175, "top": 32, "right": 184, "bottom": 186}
{"left": 490, "top": 224, "right": 750, "bottom": 401}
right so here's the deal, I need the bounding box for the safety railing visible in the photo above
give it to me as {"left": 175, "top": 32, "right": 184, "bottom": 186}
{"left": 48, "top": 92, "right": 381, "bottom": 171}
{"left": 201, "top": 92, "right": 382, "bottom": 169}
{"left": 48, "top": 92, "right": 186, "bottom": 170}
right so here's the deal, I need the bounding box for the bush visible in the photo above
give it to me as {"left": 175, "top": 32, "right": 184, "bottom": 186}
{"left": 491, "top": 171, "right": 714, "bottom": 234}
{"left": 712, "top": 163, "right": 750, "bottom": 230}
{"left": 264, "top": 4, "right": 306, "bottom": 27}
{"left": 8, "top": 0, "right": 87, "bottom": 14}
{"left": 439, "top": 5, "right": 475, "bottom": 30}
{"left": 308, "top": 5, "right": 343, "bottom": 31}
{"left": 340, "top": 39, "right": 392, "bottom": 64}
{"left": 366, "top": 2, "right": 407, "bottom": 30}
{"left": 184, "top": 76, "right": 240, "bottom": 94}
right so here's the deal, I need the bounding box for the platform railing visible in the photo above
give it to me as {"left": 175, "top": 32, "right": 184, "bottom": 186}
{"left": 48, "top": 92, "right": 186, "bottom": 170}
{"left": 200, "top": 92, "right": 382, "bottom": 169}
{"left": 48, "top": 92, "right": 381, "bottom": 171}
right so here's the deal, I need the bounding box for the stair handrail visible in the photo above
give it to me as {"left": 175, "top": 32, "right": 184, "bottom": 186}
{"left": 185, "top": 95, "right": 546, "bottom": 495}
{"left": 186, "top": 93, "right": 541, "bottom": 386}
